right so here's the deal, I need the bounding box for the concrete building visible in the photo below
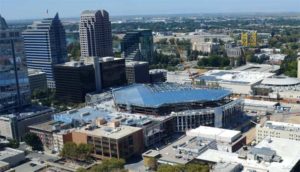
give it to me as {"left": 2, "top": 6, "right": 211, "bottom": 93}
{"left": 121, "top": 29, "right": 154, "bottom": 62}
{"left": 256, "top": 121, "right": 300, "bottom": 143}
{"left": 197, "top": 137, "right": 300, "bottom": 172}
{"left": 0, "top": 106, "right": 53, "bottom": 141}
{"left": 143, "top": 136, "right": 218, "bottom": 166}
{"left": 80, "top": 10, "right": 113, "bottom": 58}
{"left": 54, "top": 61, "right": 96, "bottom": 103}
{"left": 0, "top": 148, "right": 25, "bottom": 167}
{"left": 197, "top": 70, "right": 275, "bottom": 95}
{"left": 186, "top": 126, "right": 246, "bottom": 152}
{"left": 27, "top": 69, "right": 47, "bottom": 93}
{"left": 72, "top": 122, "right": 144, "bottom": 160}
{"left": 0, "top": 15, "right": 31, "bottom": 114}
{"left": 226, "top": 47, "right": 243, "bottom": 58}
{"left": 125, "top": 61, "right": 150, "bottom": 84}
{"left": 23, "top": 13, "right": 67, "bottom": 88}
{"left": 29, "top": 120, "right": 71, "bottom": 150}
{"left": 192, "top": 42, "right": 219, "bottom": 54}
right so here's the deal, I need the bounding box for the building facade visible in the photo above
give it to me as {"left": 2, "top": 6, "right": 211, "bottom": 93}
{"left": 71, "top": 123, "right": 144, "bottom": 160}
{"left": 125, "top": 61, "right": 150, "bottom": 84}
{"left": 54, "top": 61, "right": 95, "bottom": 103}
{"left": 80, "top": 10, "right": 113, "bottom": 58}
{"left": 121, "top": 29, "right": 154, "bottom": 62}
{"left": 0, "top": 106, "right": 53, "bottom": 141}
{"left": 23, "top": 13, "right": 67, "bottom": 88}
{"left": 27, "top": 69, "right": 47, "bottom": 93}
{"left": 0, "top": 15, "right": 31, "bottom": 114}
{"left": 256, "top": 121, "right": 300, "bottom": 143}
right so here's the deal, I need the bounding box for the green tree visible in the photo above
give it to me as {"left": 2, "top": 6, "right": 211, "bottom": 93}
{"left": 77, "top": 143, "right": 93, "bottom": 161}
{"left": 157, "top": 164, "right": 185, "bottom": 172}
{"left": 89, "top": 158, "right": 126, "bottom": 172}
{"left": 60, "top": 142, "right": 78, "bottom": 160}
{"left": 186, "top": 163, "right": 209, "bottom": 172}
{"left": 7, "top": 139, "right": 20, "bottom": 148}
{"left": 24, "top": 133, "right": 43, "bottom": 151}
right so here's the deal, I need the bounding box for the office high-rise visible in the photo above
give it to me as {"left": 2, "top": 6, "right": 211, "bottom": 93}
{"left": 80, "top": 10, "right": 113, "bottom": 58}
{"left": 0, "top": 15, "right": 31, "bottom": 114}
{"left": 121, "top": 29, "right": 154, "bottom": 62}
{"left": 23, "top": 13, "right": 67, "bottom": 88}
{"left": 54, "top": 61, "right": 95, "bottom": 103}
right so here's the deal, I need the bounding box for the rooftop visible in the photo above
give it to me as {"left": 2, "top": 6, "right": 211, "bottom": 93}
{"left": 262, "top": 121, "right": 300, "bottom": 132}
{"left": 112, "top": 83, "right": 232, "bottom": 108}
{"left": 126, "top": 61, "right": 148, "bottom": 67}
{"left": 197, "top": 137, "right": 300, "bottom": 172}
{"left": 27, "top": 68, "right": 45, "bottom": 76}
{"left": 155, "top": 136, "right": 217, "bottom": 165}
{"left": 198, "top": 70, "right": 274, "bottom": 85}
{"left": 53, "top": 105, "right": 166, "bottom": 127}
{"left": 186, "top": 126, "right": 241, "bottom": 143}
{"left": 0, "top": 148, "right": 24, "bottom": 161}
{"left": 233, "top": 63, "right": 280, "bottom": 73}
{"left": 29, "top": 120, "right": 68, "bottom": 132}
{"left": 261, "top": 76, "right": 300, "bottom": 86}
{"left": 76, "top": 125, "right": 142, "bottom": 140}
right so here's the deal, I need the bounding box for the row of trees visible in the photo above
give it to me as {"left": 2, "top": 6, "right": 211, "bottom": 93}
{"left": 197, "top": 55, "right": 230, "bottom": 68}
{"left": 157, "top": 163, "right": 209, "bottom": 172}
{"left": 77, "top": 158, "right": 126, "bottom": 172}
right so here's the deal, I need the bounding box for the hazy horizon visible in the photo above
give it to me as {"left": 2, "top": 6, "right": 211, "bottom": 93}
{"left": 1, "top": 0, "right": 300, "bottom": 20}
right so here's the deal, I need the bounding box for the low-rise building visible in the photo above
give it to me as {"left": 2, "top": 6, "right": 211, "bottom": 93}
{"left": 0, "top": 148, "right": 25, "bottom": 167}
{"left": 71, "top": 122, "right": 144, "bottom": 160}
{"left": 0, "top": 106, "right": 53, "bottom": 141}
{"left": 143, "top": 136, "right": 218, "bottom": 166}
{"left": 197, "top": 70, "right": 275, "bottom": 95}
{"left": 256, "top": 121, "right": 300, "bottom": 143}
{"left": 192, "top": 42, "right": 219, "bottom": 53}
{"left": 197, "top": 137, "right": 300, "bottom": 172}
{"left": 28, "top": 120, "right": 71, "bottom": 150}
{"left": 186, "top": 126, "right": 246, "bottom": 152}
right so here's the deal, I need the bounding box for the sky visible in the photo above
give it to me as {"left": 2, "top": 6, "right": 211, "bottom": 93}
{"left": 1, "top": 0, "right": 300, "bottom": 20}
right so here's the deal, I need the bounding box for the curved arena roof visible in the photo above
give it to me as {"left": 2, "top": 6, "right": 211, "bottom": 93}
{"left": 261, "top": 77, "right": 300, "bottom": 86}
{"left": 112, "top": 83, "right": 232, "bottom": 108}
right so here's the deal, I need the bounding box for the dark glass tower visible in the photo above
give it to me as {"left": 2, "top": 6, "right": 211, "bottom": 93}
{"left": 121, "top": 29, "right": 154, "bottom": 62}
{"left": 0, "top": 15, "right": 31, "bottom": 114}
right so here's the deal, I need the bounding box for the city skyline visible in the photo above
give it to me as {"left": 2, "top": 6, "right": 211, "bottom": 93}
{"left": 1, "top": 0, "right": 300, "bottom": 20}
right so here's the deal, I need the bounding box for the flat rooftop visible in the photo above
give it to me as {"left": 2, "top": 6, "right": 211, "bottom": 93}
{"left": 112, "top": 83, "right": 232, "bottom": 108}
{"left": 262, "top": 121, "right": 300, "bottom": 132}
{"left": 126, "top": 61, "right": 148, "bottom": 67}
{"left": 0, "top": 148, "right": 24, "bottom": 161}
{"left": 233, "top": 63, "right": 280, "bottom": 73}
{"left": 29, "top": 120, "right": 67, "bottom": 132}
{"left": 186, "top": 126, "right": 241, "bottom": 143}
{"left": 53, "top": 105, "right": 165, "bottom": 127}
{"left": 197, "top": 137, "right": 300, "bottom": 172}
{"left": 156, "top": 136, "right": 215, "bottom": 165}
{"left": 14, "top": 161, "right": 46, "bottom": 172}
{"left": 198, "top": 70, "right": 274, "bottom": 85}
{"left": 76, "top": 125, "right": 142, "bottom": 140}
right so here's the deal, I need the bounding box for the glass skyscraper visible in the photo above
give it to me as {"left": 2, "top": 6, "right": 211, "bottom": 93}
{"left": 121, "top": 29, "right": 154, "bottom": 63}
{"left": 22, "top": 13, "right": 67, "bottom": 88}
{"left": 0, "top": 15, "right": 31, "bottom": 114}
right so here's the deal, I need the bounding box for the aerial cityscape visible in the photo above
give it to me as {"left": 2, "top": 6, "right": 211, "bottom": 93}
{"left": 1, "top": 0, "right": 300, "bottom": 172}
